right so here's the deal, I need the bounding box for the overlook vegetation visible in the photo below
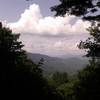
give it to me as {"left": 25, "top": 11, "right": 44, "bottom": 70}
{"left": 50, "top": 0, "right": 100, "bottom": 100}
{"left": 0, "top": 23, "right": 64, "bottom": 100}
{"left": 0, "top": 0, "right": 100, "bottom": 100}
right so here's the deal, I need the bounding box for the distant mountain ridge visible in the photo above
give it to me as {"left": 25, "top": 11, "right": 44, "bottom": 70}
{"left": 27, "top": 53, "right": 89, "bottom": 75}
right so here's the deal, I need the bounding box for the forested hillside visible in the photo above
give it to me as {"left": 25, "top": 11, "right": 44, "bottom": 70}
{"left": 28, "top": 53, "right": 88, "bottom": 74}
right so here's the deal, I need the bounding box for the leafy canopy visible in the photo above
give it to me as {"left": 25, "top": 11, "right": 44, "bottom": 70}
{"left": 51, "top": 0, "right": 100, "bottom": 21}
{"left": 0, "top": 22, "right": 65, "bottom": 100}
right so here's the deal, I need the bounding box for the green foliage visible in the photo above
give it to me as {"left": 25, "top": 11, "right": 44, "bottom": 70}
{"left": 51, "top": 1, "right": 100, "bottom": 100}
{"left": 73, "top": 59, "right": 100, "bottom": 100}
{"left": 51, "top": 0, "right": 100, "bottom": 21}
{"left": 0, "top": 22, "right": 64, "bottom": 100}
{"left": 57, "top": 82, "right": 75, "bottom": 100}
{"left": 57, "top": 75, "right": 78, "bottom": 100}
{"left": 47, "top": 72, "right": 77, "bottom": 100}
{"left": 48, "top": 72, "right": 68, "bottom": 87}
{"left": 78, "top": 22, "right": 100, "bottom": 58}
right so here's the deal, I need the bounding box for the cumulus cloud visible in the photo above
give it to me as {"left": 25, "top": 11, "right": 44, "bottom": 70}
{"left": 8, "top": 3, "right": 90, "bottom": 36}
{"left": 3, "top": 3, "right": 90, "bottom": 57}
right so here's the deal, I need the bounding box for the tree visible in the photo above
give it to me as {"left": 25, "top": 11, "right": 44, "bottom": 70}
{"left": 0, "top": 22, "right": 26, "bottom": 85}
{"left": 51, "top": 0, "right": 100, "bottom": 57}
{"left": 48, "top": 72, "right": 68, "bottom": 87}
{"left": 51, "top": 0, "right": 100, "bottom": 21}
{"left": 51, "top": 0, "right": 100, "bottom": 58}
{"left": 51, "top": 1, "right": 100, "bottom": 100}
{"left": 0, "top": 22, "right": 64, "bottom": 100}
{"left": 78, "top": 22, "right": 100, "bottom": 58}
{"left": 73, "top": 60, "right": 100, "bottom": 100}
{"left": 48, "top": 72, "right": 74, "bottom": 100}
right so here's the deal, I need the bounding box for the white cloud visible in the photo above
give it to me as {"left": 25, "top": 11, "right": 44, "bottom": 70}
{"left": 8, "top": 3, "right": 90, "bottom": 36}
{"left": 19, "top": 34, "right": 87, "bottom": 57}
{"left": 4, "top": 3, "right": 90, "bottom": 57}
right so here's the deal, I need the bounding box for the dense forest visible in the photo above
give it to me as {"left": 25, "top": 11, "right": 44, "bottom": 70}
{"left": 0, "top": 0, "right": 100, "bottom": 100}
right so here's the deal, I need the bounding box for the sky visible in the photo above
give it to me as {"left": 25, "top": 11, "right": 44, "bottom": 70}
{"left": 0, "top": 0, "right": 59, "bottom": 22}
{"left": 0, "top": 0, "right": 91, "bottom": 57}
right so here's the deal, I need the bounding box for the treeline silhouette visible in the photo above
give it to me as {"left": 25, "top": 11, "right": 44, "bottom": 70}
{"left": 0, "top": 22, "right": 64, "bottom": 100}
{"left": 50, "top": 0, "right": 100, "bottom": 100}
{"left": 1, "top": 0, "right": 100, "bottom": 98}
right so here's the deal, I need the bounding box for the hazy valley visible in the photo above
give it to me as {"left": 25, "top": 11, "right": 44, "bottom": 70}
{"left": 28, "top": 53, "right": 89, "bottom": 75}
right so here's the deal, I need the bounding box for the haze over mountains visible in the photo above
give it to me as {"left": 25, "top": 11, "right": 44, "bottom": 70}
{"left": 28, "top": 53, "right": 89, "bottom": 75}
